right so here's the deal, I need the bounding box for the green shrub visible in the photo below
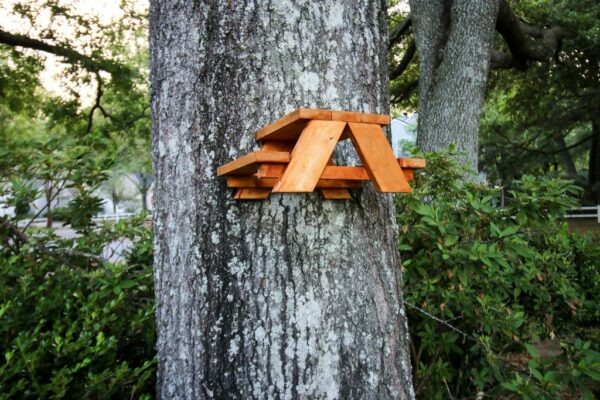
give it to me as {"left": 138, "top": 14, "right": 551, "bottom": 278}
{"left": 397, "top": 148, "right": 600, "bottom": 399}
{"left": 0, "top": 216, "right": 155, "bottom": 399}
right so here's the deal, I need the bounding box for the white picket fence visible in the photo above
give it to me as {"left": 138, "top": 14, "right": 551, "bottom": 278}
{"left": 25, "top": 212, "right": 137, "bottom": 226}
{"left": 565, "top": 205, "right": 600, "bottom": 223}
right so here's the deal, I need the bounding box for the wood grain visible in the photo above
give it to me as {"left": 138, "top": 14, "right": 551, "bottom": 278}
{"left": 398, "top": 158, "right": 426, "bottom": 169}
{"left": 347, "top": 123, "right": 411, "bottom": 192}
{"left": 272, "top": 120, "right": 346, "bottom": 192}
{"left": 260, "top": 141, "right": 295, "bottom": 152}
{"left": 233, "top": 188, "right": 271, "bottom": 200}
{"left": 217, "top": 151, "right": 290, "bottom": 176}
{"left": 227, "top": 176, "right": 361, "bottom": 188}
{"left": 331, "top": 110, "right": 390, "bottom": 125}
{"left": 319, "top": 157, "right": 351, "bottom": 199}
{"left": 256, "top": 108, "right": 390, "bottom": 142}
{"left": 320, "top": 166, "right": 369, "bottom": 180}
{"left": 256, "top": 109, "right": 331, "bottom": 141}
{"left": 258, "top": 160, "right": 423, "bottom": 182}
{"left": 320, "top": 189, "right": 352, "bottom": 199}
{"left": 259, "top": 164, "right": 368, "bottom": 181}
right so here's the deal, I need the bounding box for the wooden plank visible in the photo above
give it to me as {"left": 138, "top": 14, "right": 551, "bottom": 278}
{"left": 257, "top": 109, "right": 390, "bottom": 141}
{"left": 398, "top": 158, "right": 426, "bottom": 169}
{"left": 361, "top": 113, "right": 390, "bottom": 125}
{"left": 320, "top": 166, "right": 369, "bottom": 180}
{"left": 319, "top": 157, "right": 351, "bottom": 199}
{"left": 258, "top": 162, "right": 420, "bottom": 181}
{"left": 347, "top": 122, "right": 411, "bottom": 192}
{"left": 272, "top": 120, "right": 346, "bottom": 192}
{"left": 228, "top": 176, "right": 276, "bottom": 188}
{"left": 260, "top": 141, "right": 295, "bottom": 152}
{"left": 233, "top": 188, "right": 271, "bottom": 200}
{"left": 331, "top": 110, "right": 390, "bottom": 125}
{"left": 331, "top": 110, "right": 362, "bottom": 123}
{"left": 217, "top": 151, "right": 290, "bottom": 176}
{"left": 256, "top": 109, "right": 332, "bottom": 141}
{"left": 257, "top": 163, "right": 287, "bottom": 178}
{"left": 320, "top": 189, "right": 352, "bottom": 199}
{"left": 316, "top": 181, "right": 360, "bottom": 189}
{"left": 227, "top": 176, "right": 361, "bottom": 188}
{"left": 260, "top": 164, "right": 369, "bottom": 181}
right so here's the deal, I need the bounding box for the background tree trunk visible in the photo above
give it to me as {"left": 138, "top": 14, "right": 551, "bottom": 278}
{"left": 45, "top": 182, "right": 53, "bottom": 228}
{"left": 150, "top": 1, "right": 414, "bottom": 399}
{"left": 554, "top": 136, "right": 578, "bottom": 179}
{"left": 587, "top": 119, "right": 600, "bottom": 204}
{"left": 410, "top": 0, "right": 499, "bottom": 170}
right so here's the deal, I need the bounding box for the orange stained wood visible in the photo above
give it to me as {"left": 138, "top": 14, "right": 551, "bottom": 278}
{"left": 347, "top": 122, "right": 411, "bottom": 192}
{"left": 320, "top": 166, "right": 369, "bottom": 180}
{"left": 319, "top": 157, "right": 351, "bottom": 199}
{"left": 256, "top": 108, "right": 390, "bottom": 142}
{"left": 272, "top": 120, "right": 346, "bottom": 192}
{"left": 227, "top": 176, "right": 361, "bottom": 189}
{"left": 257, "top": 163, "right": 287, "bottom": 179}
{"left": 259, "top": 164, "right": 368, "bottom": 180}
{"left": 259, "top": 141, "right": 295, "bottom": 152}
{"left": 216, "top": 151, "right": 290, "bottom": 176}
{"left": 233, "top": 188, "right": 271, "bottom": 200}
{"left": 320, "top": 189, "right": 352, "bottom": 199}
{"left": 258, "top": 163, "right": 421, "bottom": 181}
{"left": 399, "top": 158, "right": 426, "bottom": 169}
{"left": 403, "top": 170, "right": 414, "bottom": 181}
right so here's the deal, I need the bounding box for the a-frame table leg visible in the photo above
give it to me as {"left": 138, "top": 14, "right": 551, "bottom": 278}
{"left": 272, "top": 120, "right": 346, "bottom": 193}
{"left": 347, "top": 122, "right": 411, "bottom": 193}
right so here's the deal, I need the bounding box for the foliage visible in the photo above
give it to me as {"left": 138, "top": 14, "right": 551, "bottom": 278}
{"left": 480, "top": 0, "right": 600, "bottom": 200}
{"left": 388, "top": 1, "right": 419, "bottom": 110}
{"left": 0, "top": 215, "right": 155, "bottom": 399}
{"left": 397, "top": 148, "right": 600, "bottom": 399}
{"left": 0, "top": 3, "right": 155, "bottom": 398}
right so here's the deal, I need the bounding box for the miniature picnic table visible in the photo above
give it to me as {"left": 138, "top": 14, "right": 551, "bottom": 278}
{"left": 217, "top": 108, "right": 425, "bottom": 200}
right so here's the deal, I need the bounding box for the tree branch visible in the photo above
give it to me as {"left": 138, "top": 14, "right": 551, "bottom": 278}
{"left": 391, "top": 79, "right": 419, "bottom": 105}
{"left": 493, "top": 0, "right": 565, "bottom": 70}
{"left": 490, "top": 128, "right": 600, "bottom": 157}
{"left": 389, "top": 39, "right": 416, "bottom": 80}
{"left": 1, "top": 215, "right": 108, "bottom": 263}
{"left": 0, "top": 28, "right": 130, "bottom": 77}
{"left": 389, "top": 13, "right": 412, "bottom": 49}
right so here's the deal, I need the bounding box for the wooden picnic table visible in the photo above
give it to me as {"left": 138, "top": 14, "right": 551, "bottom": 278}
{"left": 217, "top": 108, "right": 425, "bottom": 200}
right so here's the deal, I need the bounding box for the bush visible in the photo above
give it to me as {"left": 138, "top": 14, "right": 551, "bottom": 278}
{"left": 0, "top": 215, "right": 155, "bottom": 399}
{"left": 397, "top": 148, "right": 600, "bottom": 399}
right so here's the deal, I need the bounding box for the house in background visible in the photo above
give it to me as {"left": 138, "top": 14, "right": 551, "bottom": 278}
{"left": 391, "top": 113, "right": 418, "bottom": 157}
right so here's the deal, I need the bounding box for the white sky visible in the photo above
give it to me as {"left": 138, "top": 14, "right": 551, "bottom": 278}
{"left": 1, "top": 0, "right": 147, "bottom": 105}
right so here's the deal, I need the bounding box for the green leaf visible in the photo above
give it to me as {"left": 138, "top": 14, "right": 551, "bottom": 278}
{"left": 120, "top": 279, "right": 136, "bottom": 289}
{"left": 415, "top": 204, "right": 434, "bottom": 218}
{"left": 524, "top": 343, "right": 539, "bottom": 359}
{"left": 501, "top": 382, "right": 518, "bottom": 392}
{"left": 544, "top": 371, "right": 559, "bottom": 383}
{"left": 444, "top": 235, "right": 458, "bottom": 247}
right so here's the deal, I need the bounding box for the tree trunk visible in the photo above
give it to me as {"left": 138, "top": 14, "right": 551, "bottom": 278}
{"left": 140, "top": 186, "right": 147, "bottom": 213}
{"left": 554, "top": 136, "right": 578, "bottom": 179}
{"left": 588, "top": 119, "right": 600, "bottom": 204}
{"left": 111, "top": 188, "right": 118, "bottom": 214}
{"left": 410, "top": 0, "right": 500, "bottom": 170}
{"left": 45, "top": 182, "right": 53, "bottom": 228}
{"left": 150, "top": 1, "right": 414, "bottom": 399}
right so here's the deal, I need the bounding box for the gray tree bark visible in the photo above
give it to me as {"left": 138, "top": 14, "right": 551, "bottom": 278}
{"left": 410, "top": 0, "right": 500, "bottom": 170}
{"left": 150, "top": 1, "right": 414, "bottom": 399}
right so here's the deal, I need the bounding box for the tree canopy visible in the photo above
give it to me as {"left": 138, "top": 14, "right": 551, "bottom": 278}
{"left": 388, "top": 0, "right": 599, "bottom": 199}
